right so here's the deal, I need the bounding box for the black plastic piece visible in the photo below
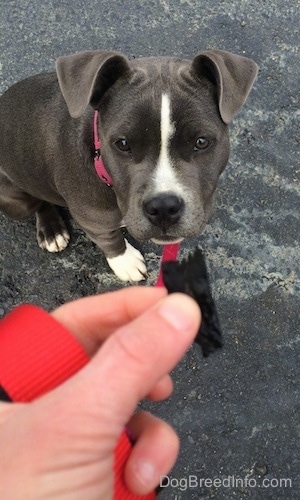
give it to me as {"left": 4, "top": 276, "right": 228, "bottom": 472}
{"left": 162, "top": 248, "right": 222, "bottom": 357}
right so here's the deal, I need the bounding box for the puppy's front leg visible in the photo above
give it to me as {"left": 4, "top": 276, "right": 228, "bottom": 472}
{"left": 70, "top": 208, "right": 147, "bottom": 282}
{"left": 106, "top": 239, "right": 147, "bottom": 282}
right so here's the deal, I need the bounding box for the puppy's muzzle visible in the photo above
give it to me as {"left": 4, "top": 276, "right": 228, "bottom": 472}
{"left": 143, "top": 194, "right": 184, "bottom": 232}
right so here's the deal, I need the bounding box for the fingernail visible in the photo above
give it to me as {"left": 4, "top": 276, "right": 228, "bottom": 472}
{"left": 158, "top": 294, "right": 197, "bottom": 331}
{"left": 136, "top": 459, "right": 156, "bottom": 485}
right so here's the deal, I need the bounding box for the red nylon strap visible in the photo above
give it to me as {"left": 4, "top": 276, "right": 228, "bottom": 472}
{"left": 0, "top": 305, "right": 88, "bottom": 402}
{"left": 0, "top": 305, "right": 155, "bottom": 499}
{"left": 94, "top": 110, "right": 114, "bottom": 186}
{"left": 155, "top": 243, "right": 180, "bottom": 286}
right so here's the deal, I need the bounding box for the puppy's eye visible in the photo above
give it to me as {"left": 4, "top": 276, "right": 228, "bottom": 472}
{"left": 114, "top": 139, "right": 131, "bottom": 152}
{"left": 194, "top": 137, "right": 210, "bottom": 151}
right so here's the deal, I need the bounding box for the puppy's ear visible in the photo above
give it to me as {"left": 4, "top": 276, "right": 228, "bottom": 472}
{"left": 56, "top": 50, "right": 130, "bottom": 118}
{"left": 192, "top": 50, "right": 258, "bottom": 123}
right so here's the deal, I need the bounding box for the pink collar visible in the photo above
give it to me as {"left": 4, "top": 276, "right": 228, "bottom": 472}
{"left": 93, "top": 111, "right": 180, "bottom": 284}
{"left": 93, "top": 111, "right": 113, "bottom": 187}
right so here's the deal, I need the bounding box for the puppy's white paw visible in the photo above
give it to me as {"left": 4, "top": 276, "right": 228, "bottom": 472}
{"left": 107, "top": 240, "right": 147, "bottom": 282}
{"left": 38, "top": 230, "right": 70, "bottom": 252}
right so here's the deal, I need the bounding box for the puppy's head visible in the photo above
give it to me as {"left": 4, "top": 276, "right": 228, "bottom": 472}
{"left": 57, "top": 50, "right": 258, "bottom": 243}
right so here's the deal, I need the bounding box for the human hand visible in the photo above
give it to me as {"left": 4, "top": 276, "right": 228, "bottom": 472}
{"left": 0, "top": 287, "right": 200, "bottom": 499}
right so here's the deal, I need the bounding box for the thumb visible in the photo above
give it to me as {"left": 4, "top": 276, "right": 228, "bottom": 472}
{"left": 73, "top": 293, "right": 201, "bottom": 435}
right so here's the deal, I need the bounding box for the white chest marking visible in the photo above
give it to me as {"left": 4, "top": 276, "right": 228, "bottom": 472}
{"left": 153, "top": 93, "right": 182, "bottom": 194}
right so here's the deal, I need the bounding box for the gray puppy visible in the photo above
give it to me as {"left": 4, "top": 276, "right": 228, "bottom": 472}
{"left": 0, "top": 50, "right": 258, "bottom": 281}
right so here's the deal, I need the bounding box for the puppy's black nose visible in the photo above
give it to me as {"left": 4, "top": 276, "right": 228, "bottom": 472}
{"left": 143, "top": 194, "right": 184, "bottom": 231}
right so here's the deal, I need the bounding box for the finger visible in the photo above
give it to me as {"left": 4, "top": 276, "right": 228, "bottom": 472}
{"left": 33, "top": 292, "right": 200, "bottom": 492}
{"left": 125, "top": 412, "right": 179, "bottom": 495}
{"left": 146, "top": 374, "right": 173, "bottom": 401}
{"left": 51, "top": 286, "right": 167, "bottom": 355}
{"left": 70, "top": 293, "right": 201, "bottom": 434}
{"left": 0, "top": 402, "right": 25, "bottom": 424}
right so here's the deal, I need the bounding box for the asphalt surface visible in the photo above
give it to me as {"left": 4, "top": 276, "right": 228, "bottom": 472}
{"left": 0, "top": 1, "right": 299, "bottom": 498}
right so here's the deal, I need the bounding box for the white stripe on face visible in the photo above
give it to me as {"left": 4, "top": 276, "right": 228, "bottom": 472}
{"left": 153, "top": 93, "right": 183, "bottom": 193}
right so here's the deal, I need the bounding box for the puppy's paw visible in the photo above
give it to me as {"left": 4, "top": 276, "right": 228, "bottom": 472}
{"left": 106, "top": 240, "right": 147, "bottom": 282}
{"left": 36, "top": 205, "right": 70, "bottom": 253}
{"left": 38, "top": 229, "right": 70, "bottom": 252}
